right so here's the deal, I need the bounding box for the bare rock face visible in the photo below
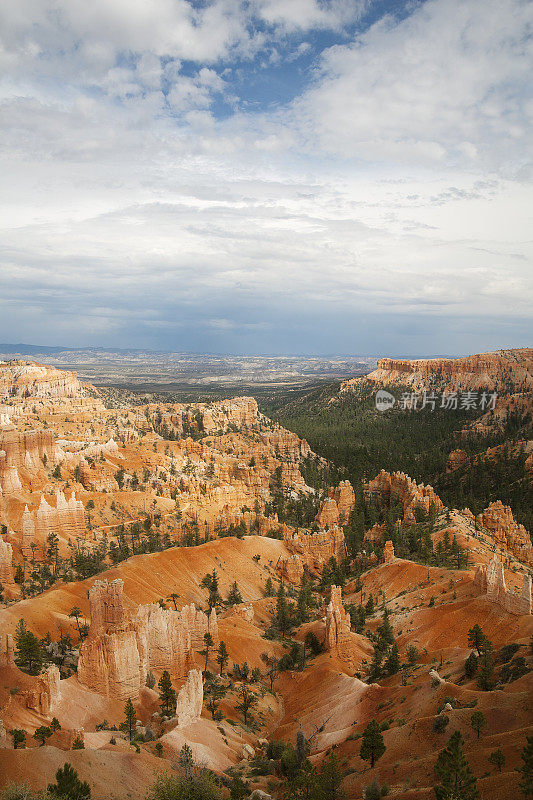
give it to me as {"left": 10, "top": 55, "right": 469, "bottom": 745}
{"left": 0, "top": 536, "right": 20, "bottom": 599}
{"left": 315, "top": 481, "right": 356, "bottom": 528}
{"left": 325, "top": 585, "right": 360, "bottom": 669}
{"left": 78, "top": 579, "right": 218, "bottom": 700}
{"left": 342, "top": 348, "right": 533, "bottom": 394}
{"left": 227, "top": 603, "right": 254, "bottom": 623}
{"left": 446, "top": 449, "right": 469, "bottom": 472}
{"left": 175, "top": 669, "right": 203, "bottom": 728}
{"left": 476, "top": 501, "right": 533, "bottom": 565}
{"left": 474, "top": 556, "right": 531, "bottom": 615}
{"left": 24, "top": 665, "right": 61, "bottom": 715}
{"left": 315, "top": 498, "right": 339, "bottom": 528}
{"left": 283, "top": 525, "right": 346, "bottom": 573}
{"left": 0, "top": 427, "right": 58, "bottom": 494}
{"left": 278, "top": 553, "right": 304, "bottom": 586}
{"left": 383, "top": 540, "right": 395, "bottom": 563}
{"left": 0, "top": 361, "right": 85, "bottom": 400}
{"left": 365, "top": 470, "right": 443, "bottom": 523}
{"left": 0, "top": 634, "right": 15, "bottom": 667}
{"left": 429, "top": 669, "right": 444, "bottom": 687}
{"left": 21, "top": 491, "right": 86, "bottom": 551}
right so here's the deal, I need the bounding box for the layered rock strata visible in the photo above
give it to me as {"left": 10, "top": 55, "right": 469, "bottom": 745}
{"left": 474, "top": 556, "right": 531, "bottom": 615}
{"left": 78, "top": 579, "right": 218, "bottom": 700}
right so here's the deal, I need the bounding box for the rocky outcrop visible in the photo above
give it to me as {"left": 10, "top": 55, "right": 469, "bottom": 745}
{"left": 325, "top": 586, "right": 359, "bottom": 669}
{"left": 365, "top": 470, "right": 444, "bottom": 523}
{"left": 227, "top": 603, "right": 254, "bottom": 623}
{"left": 278, "top": 553, "right": 304, "bottom": 585}
{"left": 0, "top": 634, "right": 14, "bottom": 667}
{"left": 24, "top": 665, "right": 61, "bottom": 715}
{"left": 315, "top": 482, "right": 355, "bottom": 528}
{"left": 0, "top": 536, "right": 19, "bottom": 598}
{"left": 284, "top": 525, "right": 346, "bottom": 571}
{"left": 78, "top": 579, "right": 218, "bottom": 700}
{"left": 315, "top": 498, "right": 339, "bottom": 528}
{"left": 474, "top": 556, "right": 531, "bottom": 615}
{"left": 342, "top": 348, "right": 533, "bottom": 394}
{"left": 20, "top": 491, "right": 86, "bottom": 549}
{"left": 175, "top": 669, "right": 203, "bottom": 728}
{"left": 383, "top": 540, "right": 395, "bottom": 563}
{"left": 446, "top": 449, "right": 469, "bottom": 472}
{"left": 0, "top": 361, "right": 84, "bottom": 400}
{"left": 476, "top": 501, "right": 533, "bottom": 565}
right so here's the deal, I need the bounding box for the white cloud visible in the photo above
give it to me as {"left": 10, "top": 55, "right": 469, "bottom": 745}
{"left": 290, "top": 0, "right": 533, "bottom": 172}
{"left": 0, "top": 0, "right": 531, "bottom": 352}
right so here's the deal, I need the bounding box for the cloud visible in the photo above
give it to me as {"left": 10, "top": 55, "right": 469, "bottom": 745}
{"left": 0, "top": 0, "right": 531, "bottom": 355}
{"left": 290, "top": 0, "right": 533, "bottom": 172}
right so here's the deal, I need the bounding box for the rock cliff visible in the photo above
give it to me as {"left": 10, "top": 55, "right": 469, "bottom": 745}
{"left": 476, "top": 501, "right": 532, "bottom": 565}
{"left": 0, "top": 361, "right": 85, "bottom": 400}
{"left": 78, "top": 579, "right": 218, "bottom": 700}
{"left": 324, "top": 586, "right": 360, "bottom": 669}
{"left": 365, "top": 470, "right": 444, "bottom": 522}
{"left": 175, "top": 669, "right": 203, "bottom": 728}
{"left": 474, "top": 556, "right": 531, "bottom": 615}
{"left": 0, "top": 536, "right": 19, "bottom": 598}
{"left": 341, "top": 348, "right": 533, "bottom": 394}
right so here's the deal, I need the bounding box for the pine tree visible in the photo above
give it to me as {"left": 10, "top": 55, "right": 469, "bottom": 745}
{"left": 520, "top": 735, "right": 533, "bottom": 799}
{"left": 14, "top": 618, "right": 43, "bottom": 675}
{"left": 203, "top": 631, "right": 214, "bottom": 671}
{"left": 72, "top": 735, "right": 85, "bottom": 749}
{"left": 465, "top": 651, "right": 478, "bottom": 678}
{"left": 275, "top": 581, "right": 291, "bottom": 638}
{"left": 226, "top": 580, "right": 243, "bottom": 606}
{"left": 488, "top": 749, "right": 505, "bottom": 773}
{"left": 385, "top": 643, "right": 400, "bottom": 675}
{"left": 50, "top": 717, "right": 61, "bottom": 732}
{"left": 434, "top": 731, "right": 478, "bottom": 800}
{"left": 236, "top": 685, "right": 257, "bottom": 726}
{"left": 158, "top": 671, "right": 176, "bottom": 716}
{"left": 318, "top": 750, "right": 346, "bottom": 799}
{"left": 9, "top": 728, "right": 26, "bottom": 748}
{"left": 216, "top": 640, "right": 229, "bottom": 675}
{"left": 467, "top": 624, "right": 486, "bottom": 656}
{"left": 264, "top": 577, "right": 274, "bottom": 597}
{"left": 470, "top": 710, "right": 487, "bottom": 739}
{"left": 376, "top": 608, "right": 394, "bottom": 649}
{"left": 365, "top": 594, "right": 374, "bottom": 615}
{"left": 368, "top": 647, "right": 383, "bottom": 682}
{"left": 178, "top": 743, "right": 195, "bottom": 780}
{"left": 477, "top": 639, "right": 495, "bottom": 691}
{"left": 48, "top": 762, "right": 91, "bottom": 800}
{"left": 33, "top": 725, "right": 52, "bottom": 746}
{"left": 207, "top": 569, "right": 222, "bottom": 611}
{"left": 360, "top": 719, "right": 386, "bottom": 768}
{"left": 123, "top": 697, "right": 137, "bottom": 741}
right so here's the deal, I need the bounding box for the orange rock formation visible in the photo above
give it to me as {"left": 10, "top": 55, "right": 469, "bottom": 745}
{"left": 78, "top": 579, "right": 218, "bottom": 699}
{"left": 175, "top": 669, "right": 203, "bottom": 728}
{"left": 324, "top": 586, "right": 360, "bottom": 669}
{"left": 383, "top": 540, "right": 395, "bottom": 562}
{"left": 365, "top": 469, "right": 444, "bottom": 522}
{"left": 341, "top": 348, "right": 533, "bottom": 393}
{"left": 476, "top": 501, "right": 533, "bottom": 565}
{"left": 474, "top": 556, "right": 531, "bottom": 615}
{"left": 0, "top": 361, "right": 85, "bottom": 400}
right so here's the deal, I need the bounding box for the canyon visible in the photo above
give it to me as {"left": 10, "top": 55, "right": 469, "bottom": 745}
{"left": 0, "top": 354, "right": 531, "bottom": 800}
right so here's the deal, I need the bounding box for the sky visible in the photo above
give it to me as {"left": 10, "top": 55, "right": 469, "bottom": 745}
{"left": 0, "top": 0, "right": 531, "bottom": 357}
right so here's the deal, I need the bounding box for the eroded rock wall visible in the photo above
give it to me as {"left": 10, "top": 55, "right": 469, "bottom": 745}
{"left": 474, "top": 556, "right": 531, "bottom": 615}
{"left": 78, "top": 579, "right": 218, "bottom": 700}
{"left": 476, "top": 501, "right": 533, "bottom": 565}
